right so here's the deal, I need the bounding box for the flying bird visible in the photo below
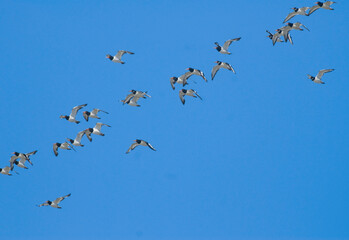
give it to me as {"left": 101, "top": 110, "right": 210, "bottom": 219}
{"left": 37, "top": 193, "right": 71, "bottom": 209}
{"left": 121, "top": 90, "right": 151, "bottom": 107}
{"left": 66, "top": 130, "right": 87, "bottom": 147}
{"left": 266, "top": 30, "right": 284, "bottom": 43}
{"left": 0, "top": 166, "right": 12, "bottom": 176}
{"left": 179, "top": 89, "right": 202, "bottom": 105}
{"left": 186, "top": 68, "right": 207, "bottom": 82}
{"left": 106, "top": 50, "right": 134, "bottom": 64}
{"left": 282, "top": 22, "right": 310, "bottom": 31}
{"left": 53, "top": 142, "right": 75, "bottom": 156}
{"left": 11, "top": 159, "right": 28, "bottom": 170}
{"left": 11, "top": 150, "right": 37, "bottom": 166}
{"left": 307, "top": 69, "right": 334, "bottom": 84}
{"left": 85, "top": 123, "right": 111, "bottom": 141}
{"left": 60, "top": 104, "right": 87, "bottom": 124}
{"left": 308, "top": 1, "right": 336, "bottom": 16}
{"left": 83, "top": 109, "right": 109, "bottom": 122}
{"left": 283, "top": 7, "right": 310, "bottom": 23}
{"left": 126, "top": 139, "right": 156, "bottom": 154}
{"left": 211, "top": 61, "right": 236, "bottom": 80}
{"left": 170, "top": 71, "right": 194, "bottom": 90}
{"left": 214, "top": 38, "right": 241, "bottom": 54}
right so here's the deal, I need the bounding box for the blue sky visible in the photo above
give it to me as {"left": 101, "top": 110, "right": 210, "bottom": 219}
{"left": 1, "top": 0, "right": 348, "bottom": 239}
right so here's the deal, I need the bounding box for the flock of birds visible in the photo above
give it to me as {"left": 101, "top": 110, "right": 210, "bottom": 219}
{"left": 1, "top": 1, "right": 337, "bottom": 209}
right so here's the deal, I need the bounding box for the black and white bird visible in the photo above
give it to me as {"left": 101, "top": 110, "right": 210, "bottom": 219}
{"left": 214, "top": 38, "right": 241, "bottom": 54}
{"left": 126, "top": 139, "right": 156, "bottom": 154}
{"left": 66, "top": 130, "right": 87, "bottom": 147}
{"left": 273, "top": 28, "right": 293, "bottom": 45}
{"left": 211, "top": 61, "right": 236, "bottom": 80}
{"left": 267, "top": 30, "right": 284, "bottom": 43}
{"left": 0, "top": 166, "right": 12, "bottom": 176}
{"left": 283, "top": 7, "right": 310, "bottom": 23}
{"left": 83, "top": 109, "right": 109, "bottom": 122}
{"left": 85, "top": 123, "right": 111, "bottom": 141}
{"left": 106, "top": 50, "right": 134, "bottom": 64}
{"left": 11, "top": 150, "right": 37, "bottom": 165}
{"left": 53, "top": 142, "right": 75, "bottom": 156}
{"left": 121, "top": 90, "right": 151, "bottom": 107}
{"left": 307, "top": 69, "right": 334, "bottom": 84}
{"left": 307, "top": 1, "right": 336, "bottom": 16}
{"left": 11, "top": 158, "right": 28, "bottom": 170}
{"left": 60, "top": 104, "right": 87, "bottom": 124}
{"left": 186, "top": 68, "right": 207, "bottom": 82}
{"left": 179, "top": 89, "right": 202, "bottom": 105}
{"left": 282, "top": 22, "right": 310, "bottom": 32}
{"left": 37, "top": 193, "right": 71, "bottom": 209}
{"left": 170, "top": 72, "right": 193, "bottom": 90}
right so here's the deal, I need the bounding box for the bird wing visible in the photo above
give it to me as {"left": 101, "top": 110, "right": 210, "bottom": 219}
{"left": 211, "top": 64, "right": 222, "bottom": 80}
{"left": 83, "top": 111, "right": 89, "bottom": 121}
{"left": 223, "top": 38, "right": 241, "bottom": 50}
{"left": 75, "top": 130, "right": 86, "bottom": 142}
{"left": 308, "top": 5, "right": 320, "bottom": 15}
{"left": 4, "top": 166, "right": 11, "bottom": 173}
{"left": 223, "top": 63, "right": 236, "bottom": 73}
{"left": 194, "top": 91, "right": 202, "bottom": 100}
{"left": 84, "top": 130, "right": 93, "bottom": 142}
{"left": 26, "top": 150, "right": 37, "bottom": 157}
{"left": 126, "top": 142, "right": 139, "bottom": 154}
{"left": 93, "top": 108, "right": 109, "bottom": 114}
{"left": 9, "top": 155, "right": 19, "bottom": 164}
{"left": 146, "top": 142, "right": 156, "bottom": 151}
{"left": 53, "top": 193, "right": 71, "bottom": 204}
{"left": 283, "top": 11, "right": 297, "bottom": 23}
{"left": 53, "top": 144, "right": 59, "bottom": 156}
{"left": 37, "top": 202, "right": 49, "bottom": 207}
{"left": 123, "top": 93, "right": 135, "bottom": 104}
{"left": 70, "top": 104, "right": 87, "bottom": 118}
{"left": 170, "top": 78, "right": 176, "bottom": 90}
{"left": 317, "top": 69, "right": 334, "bottom": 79}
{"left": 179, "top": 91, "right": 186, "bottom": 105}
{"left": 180, "top": 71, "right": 194, "bottom": 86}
{"left": 115, "top": 50, "right": 127, "bottom": 59}
{"left": 272, "top": 32, "right": 281, "bottom": 45}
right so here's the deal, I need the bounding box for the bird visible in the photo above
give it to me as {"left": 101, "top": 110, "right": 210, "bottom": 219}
{"left": 126, "top": 139, "right": 156, "bottom": 154}
{"left": 0, "top": 166, "right": 12, "bottom": 176}
{"left": 11, "top": 150, "right": 37, "bottom": 165}
{"left": 60, "top": 104, "right": 87, "bottom": 124}
{"left": 179, "top": 89, "right": 202, "bottom": 105}
{"left": 66, "top": 130, "right": 87, "bottom": 147}
{"left": 282, "top": 22, "right": 310, "bottom": 31}
{"left": 85, "top": 123, "right": 111, "bottom": 141}
{"left": 307, "top": 69, "right": 334, "bottom": 84}
{"left": 170, "top": 71, "right": 194, "bottom": 90}
{"left": 37, "top": 193, "right": 71, "bottom": 209}
{"left": 307, "top": 1, "right": 336, "bottom": 16}
{"left": 186, "top": 68, "right": 207, "bottom": 82}
{"left": 121, "top": 90, "right": 150, "bottom": 107}
{"left": 283, "top": 7, "right": 310, "bottom": 23}
{"left": 211, "top": 61, "right": 236, "bottom": 80}
{"left": 106, "top": 50, "right": 134, "bottom": 64}
{"left": 214, "top": 38, "right": 241, "bottom": 54}
{"left": 266, "top": 30, "right": 284, "bottom": 43}
{"left": 273, "top": 28, "right": 293, "bottom": 45}
{"left": 53, "top": 142, "right": 75, "bottom": 156}
{"left": 83, "top": 108, "right": 109, "bottom": 122}
{"left": 11, "top": 158, "right": 28, "bottom": 170}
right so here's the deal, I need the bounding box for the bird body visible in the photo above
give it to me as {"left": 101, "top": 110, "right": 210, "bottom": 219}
{"left": 126, "top": 139, "right": 156, "bottom": 154}
{"left": 170, "top": 71, "right": 194, "bottom": 90}
{"left": 85, "top": 123, "right": 111, "bottom": 141}
{"left": 307, "top": 69, "right": 334, "bottom": 84}
{"left": 121, "top": 90, "right": 150, "bottom": 106}
{"left": 106, "top": 50, "right": 134, "bottom": 64}
{"left": 67, "top": 130, "right": 87, "bottom": 147}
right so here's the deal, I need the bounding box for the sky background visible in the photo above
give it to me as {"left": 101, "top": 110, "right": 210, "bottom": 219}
{"left": 1, "top": 0, "right": 348, "bottom": 239}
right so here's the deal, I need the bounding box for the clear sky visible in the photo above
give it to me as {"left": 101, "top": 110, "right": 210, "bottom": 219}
{"left": 1, "top": 0, "right": 348, "bottom": 239}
